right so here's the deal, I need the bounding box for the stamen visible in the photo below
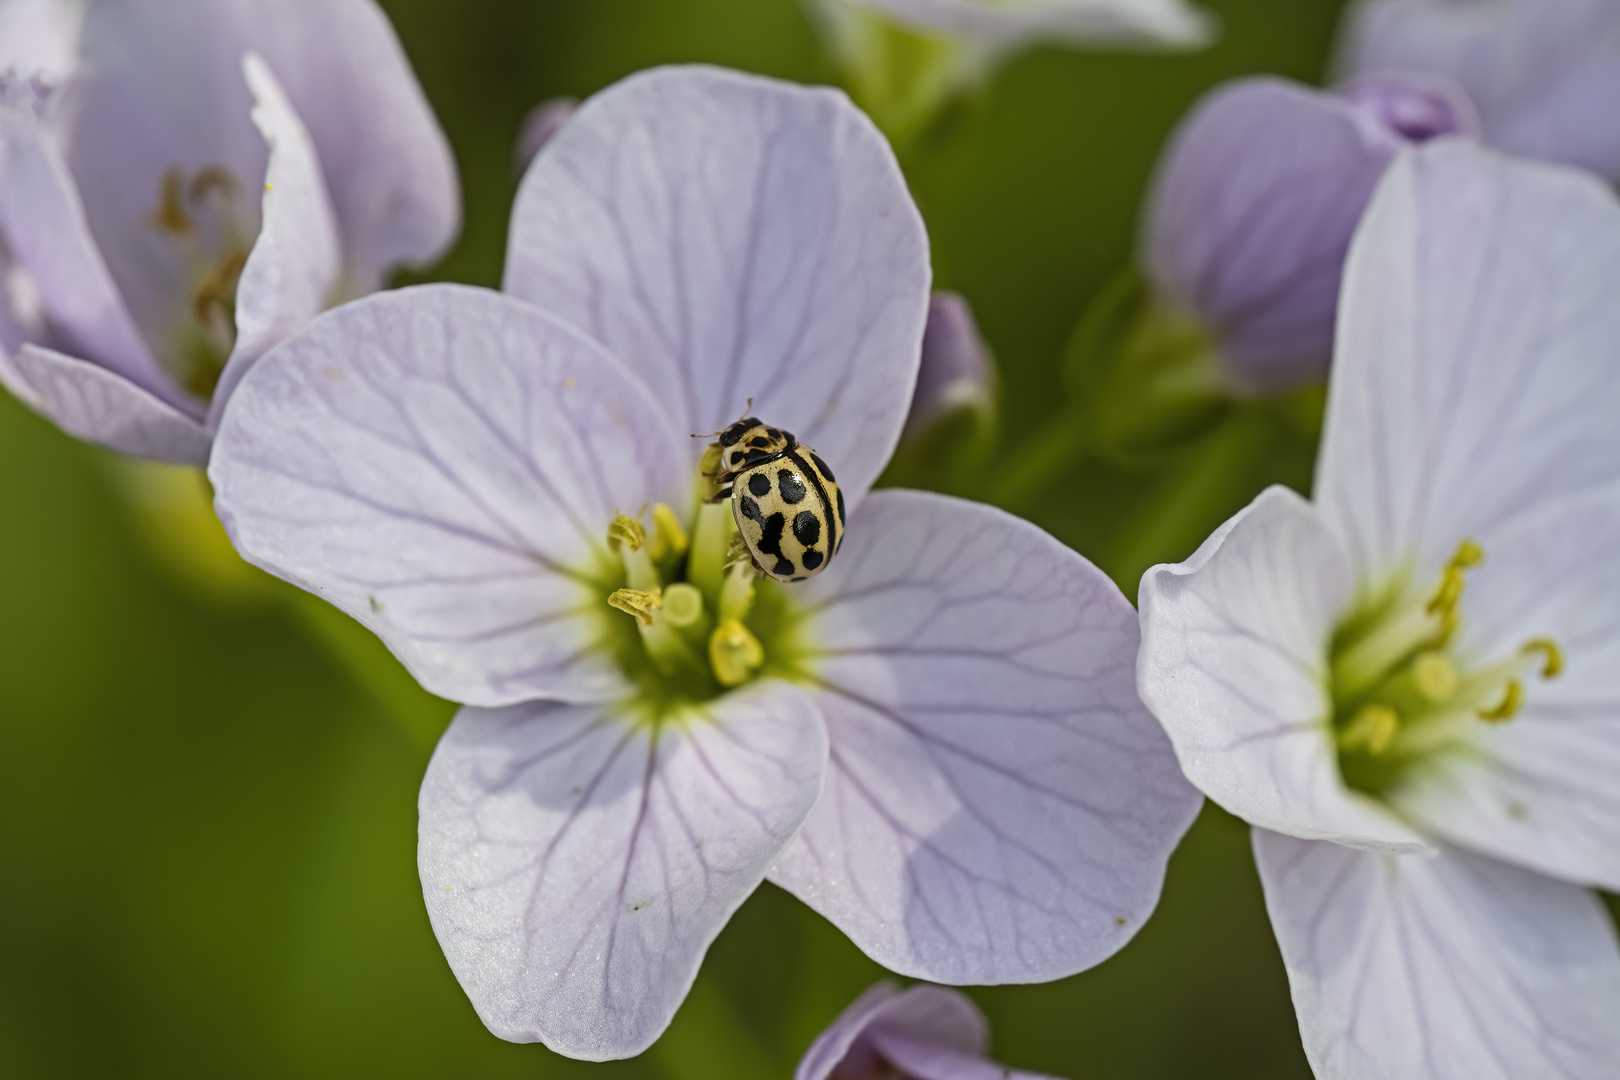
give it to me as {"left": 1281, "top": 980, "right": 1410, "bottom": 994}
{"left": 150, "top": 167, "right": 193, "bottom": 235}
{"left": 1339, "top": 703, "right": 1400, "bottom": 755}
{"left": 188, "top": 165, "right": 238, "bottom": 205}
{"left": 608, "top": 587, "right": 661, "bottom": 627}
{"left": 710, "top": 619, "right": 765, "bottom": 687}
{"left": 647, "top": 504, "right": 688, "bottom": 562}
{"left": 1426, "top": 540, "right": 1483, "bottom": 617}
{"left": 607, "top": 512, "right": 646, "bottom": 554}
{"left": 1477, "top": 679, "right": 1523, "bottom": 723}
{"left": 1411, "top": 652, "right": 1457, "bottom": 703}
{"left": 661, "top": 583, "right": 704, "bottom": 629}
{"left": 1522, "top": 638, "right": 1563, "bottom": 679}
{"left": 719, "top": 560, "right": 756, "bottom": 623}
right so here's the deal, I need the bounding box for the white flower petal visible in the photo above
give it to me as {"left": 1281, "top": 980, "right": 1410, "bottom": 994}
{"left": 0, "top": 91, "right": 180, "bottom": 410}
{"left": 1139, "top": 485, "right": 1427, "bottom": 852}
{"left": 0, "top": 0, "right": 86, "bottom": 83}
{"left": 829, "top": 0, "right": 1214, "bottom": 51}
{"left": 1254, "top": 829, "right": 1620, "bottom": 1080}
{"left": 1319, "top": 140, "right": 1620, "bottom": 583}
{"left": 418, "top": 683, "right": 827, "bottom": 1060}
{"left": 205, "top": 54, "right": 341, "bottom": 428}
{"left": 209, "top": 284, "right": 688, "bottom": 708}
{"left": 1389, "top": 482, "right": 1620, "bottom": 891}
{"left": 504, "top": 65, "right": 930, "bottom": 507}
{"left": 770, "top": 490, "right": 1201, "bottom": 983}
{"left": 0, "top": 342, "right": 210, "bottom": 463}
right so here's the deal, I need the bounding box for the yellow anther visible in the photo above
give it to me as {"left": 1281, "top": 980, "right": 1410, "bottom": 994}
{"left": 1427, "top": 540, "right": 1484, "bottom": 617}
{"left": 647, "top": 504, "right": 689, "bottom": 562}
{"left": 1522, "top": 638, "right": 1563, "bottom": 679}
{"left": 608, "top": 587, "right": 661, "bottom": 627}
{"left": 607, "top": 512, "right": 645, "bottom": 554}
{"left": 1477, "top": 679, "right": 1523, "bottom": 723}
{"left": 1411, "top": 652, "right": 1458, "bottom": 703}
{"left": 709, "top": 619, "right": 764, "bottom": 687}
{"left": 1340, "top": 703, "right": 1400, "bottom": 755}
{"left": 150, "top": 167, "right": 193, "bottom": 235}
{"left": 661, "top": 583, "right": 704, "bottom": 629}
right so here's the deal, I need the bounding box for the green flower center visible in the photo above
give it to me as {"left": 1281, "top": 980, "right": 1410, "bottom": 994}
{"left": 589, "top": 485, "right": 813, "bottom": 726}
{"left": 1329, "top": 540, "right": 1562, "bottom": 796}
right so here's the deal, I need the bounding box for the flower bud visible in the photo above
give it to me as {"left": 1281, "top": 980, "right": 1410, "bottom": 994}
{"left": 512, "top": 97, "right": 577, "bottom": 178}
{"left": 902, "top": 291, "right": 993, "bottom": 445}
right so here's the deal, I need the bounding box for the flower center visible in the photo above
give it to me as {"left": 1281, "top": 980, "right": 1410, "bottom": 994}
{"left": 594, "top": 478, "right": 810, "bottom": 724}
{"left": 147, "top": 164, "right": 252, "bottom": 400}
{"left": 1329, "top": 540, "right": 1563, "bottom": 795}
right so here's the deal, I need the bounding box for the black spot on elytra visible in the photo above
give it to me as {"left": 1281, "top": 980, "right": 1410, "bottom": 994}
{"left": 748, "top": 473, "right": 771, "bottom": 497}
{"left": 757, "top": 512, "right": 785, "bottom": 557}
{"left": 745, "top": 447, "right": 769, "bottom": 464}
{"left": 835, "top": 488, "right": 846, "bottom": 524}
{"left": 720, "top": 418, "right": 762, "bottom": 447}
{"left": 793, "top": 510, "right": 821, "bottom": 547}
{"left": 748, "top": 435, "right": 772, "bottom": 449}
{"left": 778, "top": 470, "right": 806, "bottom": 504}
{"left": 772, "top": 557, "right": 795, "bottom": 577}
{"left": 801, "top": 549, "right": 824, "bottom": 571}
{"left": 767, "top": 428, "right": 782, "bottom": 440}
{"left": 739, "top": 495, "right": 761, "bottom": 521}
{"left": 810, "top": 452, "right": 836, "bottom": 482}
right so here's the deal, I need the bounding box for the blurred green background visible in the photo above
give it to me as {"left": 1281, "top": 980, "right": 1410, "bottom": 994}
{"left": 5, "top": 0, "right": 1559, "bottom": 1076}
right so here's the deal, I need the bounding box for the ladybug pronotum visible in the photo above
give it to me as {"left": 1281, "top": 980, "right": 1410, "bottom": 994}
{"left": 710, "top": 417, "right": 845, "bottom": 582}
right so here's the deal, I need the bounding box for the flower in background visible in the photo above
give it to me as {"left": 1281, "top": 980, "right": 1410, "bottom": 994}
{"left": 901, "top": 290, "right": 994, "bottom": 447}
{"left": 0, "top": 0, "right": 85, "bottom": 82}
{"left": 1141, "top": 73, "right": 1474, "bottom": 394}
{"left": 0, "top": 0, "right": 458, "bottom": 464}
{"left": 798, "top": 982, "right": 1065, "bottom": 1080}
{"left": 210, "top": 65, "right": 1200, "bottom": 1061}
{"left": 808, "top": 0, "right": 1213, "bottom": 139}
{"left": 1139, "top": 142, "right": 1620, "bottom": 1078}
{"left": 511, "top": 96, "right": 577, "bottom": 178}
{"left": 1339, "top": 0, "right": 1620, "bottom": 182}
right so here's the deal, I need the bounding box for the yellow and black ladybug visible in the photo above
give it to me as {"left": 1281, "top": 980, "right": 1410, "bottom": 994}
{"left": 710, "top": 417, "right": 844, "bottom": 582}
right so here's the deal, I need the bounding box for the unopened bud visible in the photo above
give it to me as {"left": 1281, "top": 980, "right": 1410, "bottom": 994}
{"left": 902, "top": 291, "right": 994, "bottom": 445}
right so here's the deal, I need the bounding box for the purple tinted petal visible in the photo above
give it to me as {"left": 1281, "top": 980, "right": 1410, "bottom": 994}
{"left": 418, "top": 683, "right": 827, "bottom": 1059}
{"left": 0, "top": 0, "right": 85, "bottom": 82}
{"left": 1144, "top": 77, "right": 1402, "bottom": 392}
{"left": 0, "top": 85, "right": 183, "bottom": 410}
{"left": 1341, "top": 0, "right": 1620, "bottom": 180}
{"left": 1138, "top": 485, "right": 1427, "bottom": 852}
{"left": 1339, "top": 70, "right": 1478, "bottom": 143}
{"left": 771, "top": 490, "right": 1200, "bottom": 983}
{"left": 796, "top": 982, "right": 906, "bottom": 1080}
{"left": 902, "top": 291, "right": 993, "bottom": 444}
{"left": 1254, "top": 829, "right": 1620, "bottom": 1079}
{"left": 871, "top": 1030, "right": 1063, "bottom": 1080}
{"left": 206, "top": 54, "right": 341, "bottom": 428}
{"left": 512, "top": 97, "right": 577, "bottom": 179}
{"left": 209, "top": 285, "right": 688, "bottom": 708}
{"left": 504, "top": 65, "right": 930, "bottom": 510}
{"left": 0, "top": 343, "right": 209, "bottom": 463}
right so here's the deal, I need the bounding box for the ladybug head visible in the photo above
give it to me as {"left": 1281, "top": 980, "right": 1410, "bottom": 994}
{"left": 718, "top": 418, "right": 765, "bottom": 448}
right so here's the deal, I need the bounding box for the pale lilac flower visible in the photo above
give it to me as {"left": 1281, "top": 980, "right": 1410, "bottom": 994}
{"left": 0, "top": 0, "right": 458, "bottom": 464}
{"left": 1139, "top": 141, "right": 1620, "bottom": 1077}
{"left": 0, "top": 0, "right": 84, "bottom": 82}
{"left": 1340, "top": 0, "right": 1620, "bottom": 181}
{"left": 901, "top": 291, "right": 994, "bottom": 445}
{"left": 209, "top": 66, "right": 1199, "bottom": 1061}
{"left": 798, "top": 982, "right": 1065, "bottom": 1080}
{"left": 1143, "top": 74, "right": 1474, "bottom": 392}
{"left": 512, "top": 97, "right": 578, "bottom": 178}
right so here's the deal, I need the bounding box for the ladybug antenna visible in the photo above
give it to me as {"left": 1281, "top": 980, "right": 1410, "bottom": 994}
{"left": 691, "top": 398, "right": 758, "bottom": 440}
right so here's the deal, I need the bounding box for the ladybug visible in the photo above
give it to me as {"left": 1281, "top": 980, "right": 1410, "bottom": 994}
{"left": 710, "top": 417, "right": 845, "bottom": 582}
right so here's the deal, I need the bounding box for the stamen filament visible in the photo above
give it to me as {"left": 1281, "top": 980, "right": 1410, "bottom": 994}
{"left": 688, "top": 502, "right": 733, "bottom": 600}
{"left": 1332, "top": 600, "right": 1446, "bottom": 699}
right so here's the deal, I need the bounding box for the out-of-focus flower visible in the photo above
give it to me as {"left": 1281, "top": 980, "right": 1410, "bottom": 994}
{"left": 797, "top": 982, "right": 1065, "bottom": 1080}
{"left": 1142, "top": 74, "right": 1473, "bottom": 394}
{"left": 901, "top": 290, "right": 994, "bottom": 445}
{"left": 511, "top": 96, "right": 577, "bottom": 178}
{"left": 1139, "top": 142, "right": 1620, "bottom": 1078}
{"left": 0, "top": 0, "right": 459, "bottom": 464}
{"left": 0, "top": 0, "right": 85, "bottom": 82}
{"left": 1339, "top": 0, "right": 1620, "bottom": 181}
{"left": 808, "top": 0, "right": 1213, "bottom": 139}
{"left": 210, "top": 65, "right": 1199, "bottom": 1061}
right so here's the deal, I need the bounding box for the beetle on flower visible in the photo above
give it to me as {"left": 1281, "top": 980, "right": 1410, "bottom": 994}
{"left": 0, "top": 0, "right": 458, "bottom": 464}
{"left": 208, "top": 65, "right": 1200, "bottom": 1061}
{"left": 1139, "top": 141, "right": 1620, "bottom": 1078}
